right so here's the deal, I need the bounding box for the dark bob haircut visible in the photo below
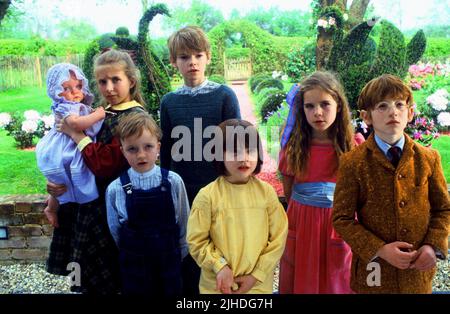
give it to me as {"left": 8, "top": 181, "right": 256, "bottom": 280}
{"left": 214, "top": 119, "right": 264, "bottom": 176}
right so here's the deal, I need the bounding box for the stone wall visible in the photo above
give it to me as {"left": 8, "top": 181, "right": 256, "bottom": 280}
{"left": 0, "top": 195, "right": 52, "bottom": 264}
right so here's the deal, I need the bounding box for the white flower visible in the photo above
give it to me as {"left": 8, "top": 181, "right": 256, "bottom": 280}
{"left": 281, "top": 74, "right": 288, "bottom": 81}
{"left": 24, "top": 110, "right": 40, "bottom": 121}
{"left": 0, "top": 112, "right": 11, "bottom": 128}
{"left": 434, "top": 88, "right": 449, "bottom": 98}
{"left": 437, "top": 112, "right": 450, "bottom": 126}
{"left": 317, "top": 19, "right": 328, "bottom": 28}
{"left": 272, "top": 71, "right": 281, "bottom": 79}
{"left": 343, "top": 13, "right": 349, "bottom": 21}
{"left": 41, "top": 115, "right": 55, "bottom": 129}
{"left": 328, "top": 17, "right": 336, "bottom": 26}
{"left": 427, "top": 94, "right": 448, "bottom": 111}
{"left": 21, "top": 120, "right": 38, "bottom": 133}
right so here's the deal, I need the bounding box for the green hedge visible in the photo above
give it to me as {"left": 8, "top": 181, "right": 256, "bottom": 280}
{"left": 0, "top": 39, "right": 90, "bottom": 56}
{"left": 423, "top": 37, "right": 450, "bottom": 61}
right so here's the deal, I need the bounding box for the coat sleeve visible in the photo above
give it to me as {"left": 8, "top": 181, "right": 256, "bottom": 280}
{"left": 81, "top": 136, "right": 128, "bottom": 179}
{"left": 332, "top": 153, "right": 387, "bottom": 264}
{"left": 422, "top": 150, "right": 450, "bottom": 258}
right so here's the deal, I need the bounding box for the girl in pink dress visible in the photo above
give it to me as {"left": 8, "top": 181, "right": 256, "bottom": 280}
{"left": 278, "top": 71, "right": 364, "bottom": 294}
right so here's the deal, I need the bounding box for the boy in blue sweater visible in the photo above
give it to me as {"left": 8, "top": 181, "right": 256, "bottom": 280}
{"left": 160, "top": 26, "right": 241, "bottom": 295}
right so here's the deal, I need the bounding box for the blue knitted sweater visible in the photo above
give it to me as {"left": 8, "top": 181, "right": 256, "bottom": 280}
{"left": 160, "top": 84, "right": 241, "bottom": 204}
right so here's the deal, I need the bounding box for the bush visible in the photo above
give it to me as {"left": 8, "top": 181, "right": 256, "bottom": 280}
{"left": 115, "top": 27, "right": 130, "bottom": 37}
{"left": 406, "top": 30, "right": 426, "bottom": 66}
{"left": 208, "top": 74, "right": 226, "bottom": 84}
{"left": 254, "top": 78, "right": 284, "bottom": 94}
{"left": 0, "top": 39, "right": 89, "bottom": 56}
{"left": 249, "top": 73, "right": 272, "bottom": 93}
{"left": 256, "top": 87, "right": 284, "bottom": 113}
{"left": 224, "top": 47, "right": 250, "bottom": 59}
{"left": 284, "top": 41, "right": 316, "bottom": 81}
{"left": 260, "top": 90, "right": 287, "bottom": 122}
{"left": 423, "top": 38, "right": 450, "bottom": 61}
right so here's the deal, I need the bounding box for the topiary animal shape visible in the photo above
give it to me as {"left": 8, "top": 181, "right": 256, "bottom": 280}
{"left": 326, "top": 18, "right": 426, "bottom": 110}
{"left": 83, "top": 3, "right": 171, "bottom": 117}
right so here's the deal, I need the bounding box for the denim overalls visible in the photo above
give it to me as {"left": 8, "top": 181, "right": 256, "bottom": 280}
{"left": 118, "top": 168, "right": 182, "bottom": 295}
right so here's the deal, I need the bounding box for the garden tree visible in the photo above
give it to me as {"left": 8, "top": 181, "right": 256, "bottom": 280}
{"left": 162, "top": 0, "right": 224, "bottom": 33}
{"left": 56, "top": 19, "right": 98, "bottom": 40}
{"left": 0, "top": 0, "right": 11, "bottom": 24}
{"left": 83, "top": 3, "right": 171, "bottom": 116}
{"left": 208, "top": 20, "right": 280, "bottom": 76}
{"left": 242, "top": 7, "right": 313, "bottom": 37}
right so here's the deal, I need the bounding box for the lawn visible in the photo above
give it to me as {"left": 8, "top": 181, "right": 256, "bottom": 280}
{"left": 0, "top": 86, "right": 51, "bottom": 114}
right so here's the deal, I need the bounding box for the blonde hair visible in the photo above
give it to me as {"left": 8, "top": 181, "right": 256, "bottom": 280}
{"left": 358, "top": 74, "right": 414, "bottom": 112}
{"left": 285, "top": 71, "right": 355, "bottom": 176}
{"left": 117, "top": 111, "right": 162, "bottom": 142}
{"left": 168, "top": 26, "right": 211, "bottom": 63}
{"left": 93, "top": 49, "right": 146, "bottom": 107}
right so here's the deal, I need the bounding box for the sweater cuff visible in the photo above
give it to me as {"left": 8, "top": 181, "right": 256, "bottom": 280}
{"left": 213, "top": 257, "right": 228, "bottom": 274}
{"left": 77, "top": 136, "right": 93, "bottom": 152}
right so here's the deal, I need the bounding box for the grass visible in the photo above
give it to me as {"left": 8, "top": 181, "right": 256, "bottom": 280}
{"left": 0, "top": 86, "right": 51, "bottom": 114}
{"left": 432, "top": 135, "right": 450, "bottom": 183}
{"left": 0, "top": 129, "right": 47, "bottom": 194}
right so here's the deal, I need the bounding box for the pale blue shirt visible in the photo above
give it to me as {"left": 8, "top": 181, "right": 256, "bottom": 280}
{"left": 374, "top": 134, "right": 405, "bottom": 160}
{"left": 106, "top": 165, "right": 190, "bottom": 259}
{"left": 175, "top": 79, "right": 221, "bottom": 96}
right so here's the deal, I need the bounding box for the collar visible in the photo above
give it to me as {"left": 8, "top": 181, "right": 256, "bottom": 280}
{"left": 129, "top": 164, "right": 159, "bottom": 179}
{"left": 105, "top": 100, "right": 144, "bottom": 111}
{"left": 374, "top": 133, "right": 405, "bottom": 157}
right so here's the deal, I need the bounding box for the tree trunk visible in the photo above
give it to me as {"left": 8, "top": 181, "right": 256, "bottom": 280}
{"left": 0, "top": 0, "right": 11, "bottom": 24}
{"left": 348, "top": 0, "right": 371, "bottom": 29}
{"left": 316, "top": 0, "right": 346, "bottom": 70}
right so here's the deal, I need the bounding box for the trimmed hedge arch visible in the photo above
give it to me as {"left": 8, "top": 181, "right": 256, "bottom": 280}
{"left": 208, "top": 20, "right": 280, "bottom": 76}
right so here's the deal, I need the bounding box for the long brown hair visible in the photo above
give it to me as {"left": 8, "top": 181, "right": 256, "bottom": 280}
{"left": 285, "top": 71, "right": 355, "bottom": 176}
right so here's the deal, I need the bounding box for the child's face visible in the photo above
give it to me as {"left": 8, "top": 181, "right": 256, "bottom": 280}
{"left": 96, "top": 65, "right": 135, "bottom": 106}
{"left": 303, "top": 88, "right": 338, "bottom": 139}
{"left": 120, "top": 129, "right": 161, "bottom": 174}
{"left": 58, "top": 72, "right": 84, "bottom": 102}
{"left": 360, "top": 98, "right": 414, "bottom": 144}
{"left": 223, "top": 146, "right": 258, "bottom": 184}
{"left": 171, "top": 50, "right": 211, "bottom": 87}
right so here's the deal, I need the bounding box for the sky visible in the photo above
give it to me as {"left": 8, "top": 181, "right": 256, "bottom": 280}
{"left": 21, "top": 0, "right": 450, "bottom": 38}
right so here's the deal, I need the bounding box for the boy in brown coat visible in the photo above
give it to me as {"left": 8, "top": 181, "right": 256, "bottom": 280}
{"left": 332, "top": 74, "right": 450, "bottom": 293}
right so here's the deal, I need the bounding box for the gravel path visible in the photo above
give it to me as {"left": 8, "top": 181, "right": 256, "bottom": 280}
{"left": 0, "top": 256, "right": 448, "bottom": 294}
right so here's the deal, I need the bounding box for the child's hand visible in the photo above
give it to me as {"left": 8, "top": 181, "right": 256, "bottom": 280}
{"left": 44, "top": 207, "right": 59, "bottom": 228}
{"left": 409, "top": 245, "right": 436, "bottom": 271}
{"left": 216, "top": 265, "right": 234, "bottom": 294}
{"left": 232, "top": 274, "right": 257, "bottom": 294}
{"left": 46, "top": 181, "right": 67, "bottom": 197}
{"left": 376, "top": 241, "right": 417, "bottom": 269}
{"left": 95, "top": 106, "right": 105, "bottom": 118}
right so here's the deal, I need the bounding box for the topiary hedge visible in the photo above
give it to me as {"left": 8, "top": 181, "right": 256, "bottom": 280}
{"left": 249, "top": 73, "right": 272, "bottom": 93}
{"left": 260, "top": 90, "right": 287, "bottom": 122}
{"left": 82, "top": 4, "right": 171, "bottom": 116}
{"left": 254, "top": 78, "right": 284, "bottom": 94}
{"left": 406, "top": 30, "right": 426, "bottom": 66}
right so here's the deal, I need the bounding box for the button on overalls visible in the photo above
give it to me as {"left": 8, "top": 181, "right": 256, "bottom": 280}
{"left": 118, "top": 168, "right": 182, "bottom": 295}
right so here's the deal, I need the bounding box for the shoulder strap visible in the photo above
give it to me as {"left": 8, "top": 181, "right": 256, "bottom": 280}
{"left": 119, "top": 170, "right": 133, "bottom": 210}
{"left": 160, "top": 167, "right": 170, "bottom": 189}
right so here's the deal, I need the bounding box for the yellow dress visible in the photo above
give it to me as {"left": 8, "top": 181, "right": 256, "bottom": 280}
{"left": 187, "top": 176, "right": 288, "bottom": 294}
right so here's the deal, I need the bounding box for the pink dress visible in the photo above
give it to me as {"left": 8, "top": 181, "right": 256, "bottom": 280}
{"left": 278, "top": 141, "right": 356, "bottom": 294}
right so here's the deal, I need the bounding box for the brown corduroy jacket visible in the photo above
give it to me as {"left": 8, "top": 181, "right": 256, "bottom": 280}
{"left": 332, "top": 133, "right": 450, "bottom": 293}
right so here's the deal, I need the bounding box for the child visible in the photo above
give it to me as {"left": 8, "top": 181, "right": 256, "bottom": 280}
{"left": 187, "top": 119, "right": 288, "bottom": 294}
{"left": 106, "top": 111, "right": 190, "bottom": 295}
{"left": 160, "top": 25, "right": 241, "bottom": 294}
{"left": 46, "top": 49, "right": 146, "bottom": 294}
{"left": 332, "top": 74, "right": 450, "bottom": 293}
{"left": 278, "top": 71, "right": 364, "bottom": 294}
{"left": 36, "top": 63, "right": 105, "bottom": 228}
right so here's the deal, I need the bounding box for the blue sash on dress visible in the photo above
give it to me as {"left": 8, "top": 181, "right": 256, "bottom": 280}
{"left": 291, "top": 182, "right": 336, "bottom": 208}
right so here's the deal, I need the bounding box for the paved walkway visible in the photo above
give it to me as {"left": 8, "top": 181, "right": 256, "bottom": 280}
{"left": 229, "top": 80, "right": 278, "bottom": 174}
